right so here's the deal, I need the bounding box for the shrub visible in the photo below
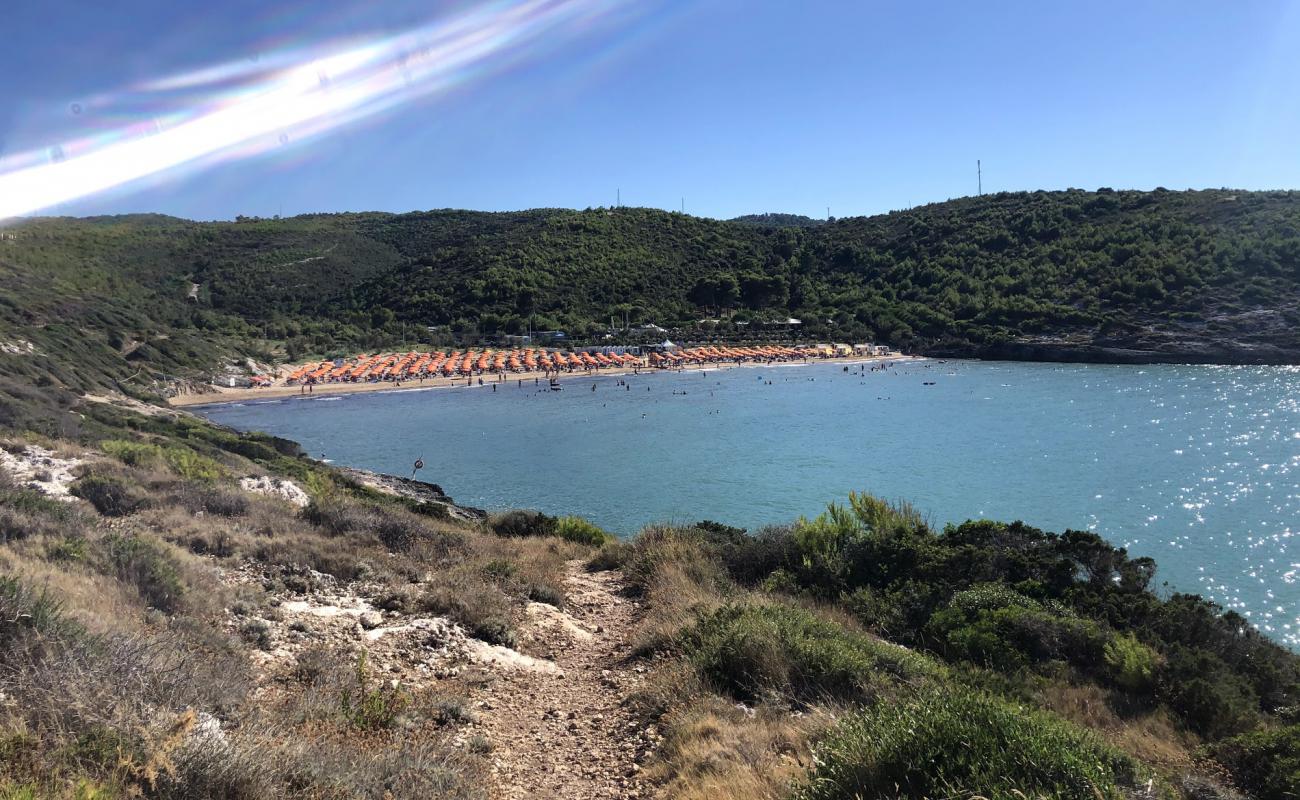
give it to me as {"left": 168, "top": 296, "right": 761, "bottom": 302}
{"left": 527, "top": 582, "right": 564, "bottom": 608}
{"left": 301, "top": 499, "right": 374, "bottom": 535}
{"left": 0, "top": 506, "right": 57, "bottom": 544}
{"left": 376, "top": 513, "right": 461, "bottom": 555}
{"left": 714, "top": 524, "right": 800, "bottom": 586}
{"left": 926, "top": 585, "right": 1108, "bottom": 673}
{"left": 419, "top": 575, "right": 517, "bottom": 647}
{"left": 1209, "top": 722, "right": 1300, "bottom": 800}
{"left": 374, "top": 515, "right": 422, "bottom": 551}
{"left": 793, "top": 493, "right": 928, "bottom": 590}
{"left": 46, "top": 535, "right": 88, "bottom": 562}
{"left": 220, "top": 438, "right": 279, "bottom": 462}
{"left": 794, "top": 690, "right": 1146, "bottom": 800}
{"left": 1103, "top": 632, "right": 1158, "bottom": 692}
{"left": 621, "top": 525, "right": 730, "bottom": 596}
{"left": 553, "top": 516, "right": 614, "bottom": 547}
{"left": 0, "top": 576, "right": 77, "bottom": 653}
{"left": 1159, "top": 646, "right": 1260, "bottom": 739}
{"left": 432, "top": 698, "right": 475, "bottom": 726}
{"left": 72, "top": 476, "right": 147, "bottom": 517}
{"left": 487, "top": 509, "right": 556, "bottom": 539}
{"left": 180, "top": 486, "right": 249, "bottom": 518}
{"left": 239, "top": 620, "right": 272, "bottom": 650}
{"left": 586, "top": 541, "right": 632, "bottom": 572}
{"left": 101, "top": 439, "right": 164, "bottom": 468}
{"left": 161, "top": 448, "right": 225, "bottom": 482}
{"left": 101, "top": 534, "right": 185, "bottom": 613}
{"left": 339, "top": 652, "right": 410, "bottom": 730}
{"left": 481, "top": 559, "right": 516, "bottom": 580}
{"left": 102, "top": 440, "right": 224, "bottom": 482}
{"left": 682, "top": 603, "right": 939, "bottom": 704}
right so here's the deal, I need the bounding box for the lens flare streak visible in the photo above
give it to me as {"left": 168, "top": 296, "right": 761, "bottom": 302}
{"left": 0, "top": 0, "right": 623, "bottom": 219}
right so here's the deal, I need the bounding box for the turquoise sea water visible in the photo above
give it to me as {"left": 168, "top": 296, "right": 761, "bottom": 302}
{"left": 196, "top": 360, "right": 1300, "bottom": 647}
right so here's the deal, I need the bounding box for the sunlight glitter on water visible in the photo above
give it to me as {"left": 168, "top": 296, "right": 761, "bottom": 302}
{"left": 199, "top": 361, "right": 1300, "bottom": 648}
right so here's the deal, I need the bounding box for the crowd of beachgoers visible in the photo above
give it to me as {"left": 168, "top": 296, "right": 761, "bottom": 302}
{"left": 271, "top": 344, "right": 835, "bottom": 388}
{"left": 170, "top": 344, "right": 898, "bottom": 406}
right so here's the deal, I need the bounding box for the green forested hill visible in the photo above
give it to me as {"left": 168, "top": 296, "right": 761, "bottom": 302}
{"left": 2, "top": 188, "right": 1300, "bottom": 407}
{"left": 729, "top": 212, "right": 826, "bottom": 228}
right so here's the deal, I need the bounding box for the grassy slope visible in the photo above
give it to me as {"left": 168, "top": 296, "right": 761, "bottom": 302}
{"left": 0, "top": 395, "right": 612, "bottom": 799}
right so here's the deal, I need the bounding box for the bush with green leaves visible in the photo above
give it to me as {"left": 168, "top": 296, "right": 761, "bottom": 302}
{"left": 101, "top": 439, "right": 224, "bottom": 481}
{"left": 0, "top": 484, "right": 90, "bottom": 543}
{"left": 487, "top": 509, "right": 557, "bottom": 539}
{"left": 71, "top": 476, "right": 148, "bottom": 517}
{"left": 100, "top": 439, "right": 165, "bottom": 468}
{"left": 926, "top": 584, "right": 1109, "bottom": 673}
{"left": 1157, "top": 647, "right": 1261, "bottom": 739}
{"left": 681, "top": 602, "right": 940, "bottom": 704}
{"left": 1208, "top": 722, "right": 1300, "bottom": 800}
{"left": 685, "top": 491, "right": 1299, "bottom": 742}
{"left": 552, "top": 516, "right": 613, "bottom": 546}
{"left": 1103, "top": 631, "right": 1158, "bottom": 692}
{"left": 794, "top": 689, "right": 1148, "bottom": 800}
{"left": 101, "top": 534, "right": 185, "bottom": 613}
{"left": 338, "top": 652, "right": 410, "bottom": 730}
{"left": 793, "top": 493, "right": 928, "bottom": 593}
{"left": 160, "top": 447, "right": 225, "bottom": 482}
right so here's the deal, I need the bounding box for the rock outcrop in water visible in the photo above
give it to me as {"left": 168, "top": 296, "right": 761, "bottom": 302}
{"left": 338, "top": 466, "right": 487, "bottom": 522}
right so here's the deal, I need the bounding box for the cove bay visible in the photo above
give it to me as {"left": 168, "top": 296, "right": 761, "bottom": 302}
{"left": 198, "top": 359, "right": 1300, "bottom": 648}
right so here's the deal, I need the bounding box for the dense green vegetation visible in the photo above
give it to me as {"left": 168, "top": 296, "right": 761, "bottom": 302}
{"left": 605, "top": 493, "right": 1300, "bottom": 800}
{"left": 2, "top": 189, "right": 1299, "bottom": 412}
{"left": 728, "top": 213, "right": 826, "bottom": 229}
{"left": 794, "top": 690, "right": 1145, "bottom": 800}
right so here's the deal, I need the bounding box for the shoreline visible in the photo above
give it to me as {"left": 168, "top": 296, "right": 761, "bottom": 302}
{"left": 170, "top": 353, "right": 917, "bottom": 408}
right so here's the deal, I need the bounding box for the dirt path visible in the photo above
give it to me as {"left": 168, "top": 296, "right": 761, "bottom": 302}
{"left": 473, "top": 561, "right": 654, "bottom": 800}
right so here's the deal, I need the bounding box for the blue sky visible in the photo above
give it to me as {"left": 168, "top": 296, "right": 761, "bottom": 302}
{"left": 3, "top": 0, "right": 1298, "bottom": 221}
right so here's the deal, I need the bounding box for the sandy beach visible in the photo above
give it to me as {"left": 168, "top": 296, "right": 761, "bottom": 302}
{"left": 169, "top": 353, "right": 914, "bottom": 407}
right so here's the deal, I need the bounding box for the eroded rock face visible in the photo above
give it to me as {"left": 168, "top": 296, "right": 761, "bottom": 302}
{"left": 238, "top": 475, "right": 310, "bottom": 507}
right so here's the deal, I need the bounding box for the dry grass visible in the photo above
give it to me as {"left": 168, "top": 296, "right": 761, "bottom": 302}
{"left": 618, "top": 525, "right": 835, "bottom": 800}
{"left": 1037, "top": 681, "right": 1199, "bottom": 771}
{"left": 0, "top": 546, "right": 147, "bottom": 637}
{"left": 645, "top": 692, "right": 832, "bottom": 800}
{"left": 0, "top": 411, "right": 622, "bottom": 799}
{"left": 474, "top": 531, "right": 584, "bottom": 606}
{"left": 634, "top": 559, "right": 731, "bottom": 655}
